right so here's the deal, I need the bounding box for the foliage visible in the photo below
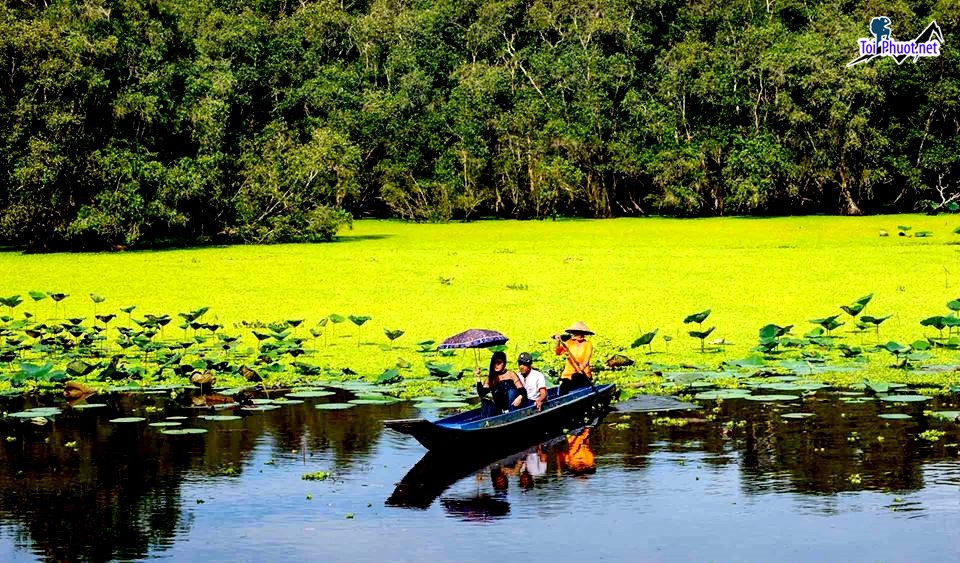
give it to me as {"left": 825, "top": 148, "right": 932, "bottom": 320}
{"left": 1, "top": 2, "right": 959, "bottom": 250}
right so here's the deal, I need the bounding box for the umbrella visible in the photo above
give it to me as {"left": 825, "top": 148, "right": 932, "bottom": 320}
{"left": 437, "top": 328, "right": 508, "bottom": 349}
{"left": 438, "top": 328, "right": 509, "bottom": 369}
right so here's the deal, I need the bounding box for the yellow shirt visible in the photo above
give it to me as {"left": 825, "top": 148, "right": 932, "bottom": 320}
{"left": 555, "top": 339, "right": 593, "bottom": 379}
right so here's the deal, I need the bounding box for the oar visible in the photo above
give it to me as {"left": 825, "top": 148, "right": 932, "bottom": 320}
{"left": 556, "top": 334, "right": 597, "bottom": 393}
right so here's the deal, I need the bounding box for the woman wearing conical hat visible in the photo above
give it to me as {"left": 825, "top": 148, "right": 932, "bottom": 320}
{"left": 554, "top": 321, "right": 594, "bottom": 395}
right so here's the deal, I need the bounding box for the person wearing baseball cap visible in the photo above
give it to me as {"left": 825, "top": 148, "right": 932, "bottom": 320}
{"left": 517, "top": 352, "right": 547, "bottom": 411}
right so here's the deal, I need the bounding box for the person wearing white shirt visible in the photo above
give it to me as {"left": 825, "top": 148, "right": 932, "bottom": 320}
{"left": 517, "top": 352, "right": 547, "bottom": 411}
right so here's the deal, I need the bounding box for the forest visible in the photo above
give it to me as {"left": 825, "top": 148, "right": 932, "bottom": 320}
{"left": 0, "top": 0, "right": 957, "bottom": 250}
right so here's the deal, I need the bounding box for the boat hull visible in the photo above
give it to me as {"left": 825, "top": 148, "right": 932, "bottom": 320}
{"left": 385, "top": 383, "right": 618, "bottom": 452}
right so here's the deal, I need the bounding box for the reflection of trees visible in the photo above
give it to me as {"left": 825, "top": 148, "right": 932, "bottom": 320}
{"left": 0, "top": 391, "right": 398, "bottom": 561}
{"left": 0, "top": 415, "right": 186, "bottom": 562}
{"left": 730, "top": 399, "right": 928, "bottom": 494}
{"left": 599, "top": 397, "right": 945, "bottom": 497}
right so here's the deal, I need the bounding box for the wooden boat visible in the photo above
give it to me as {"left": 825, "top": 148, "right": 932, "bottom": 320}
{"left": 384, "top": 383, "right": 619, "bottom": 452}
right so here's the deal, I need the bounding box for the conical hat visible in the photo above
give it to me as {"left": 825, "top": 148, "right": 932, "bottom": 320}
{"left": 565, "top": 321, "right": 594, "bottom": 335}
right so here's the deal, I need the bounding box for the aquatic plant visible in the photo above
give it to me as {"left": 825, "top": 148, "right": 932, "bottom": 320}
{"left": 349, "top": 315, "right": 371, "bottom": 346}
{"left": 683, "top": 309, "right": 713, "bottom": 353}
{"left": 630, "top": 329, "right": 658, "bottom": 353}
{"left": 840, "top": 293, "right": 873, "bottom": 318}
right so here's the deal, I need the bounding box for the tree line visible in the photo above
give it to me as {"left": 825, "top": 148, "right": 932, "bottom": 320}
{"left": 1, "top": 0, "right": 957, "bottom": 250}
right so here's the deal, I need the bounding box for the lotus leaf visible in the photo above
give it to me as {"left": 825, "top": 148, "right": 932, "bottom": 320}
{"left": 286, "top": 390, "right": 335, "bottom": 398}
{"left": 161, "top": 428, "right": 208, "bottom": 435}
{"left": 315, "top": 403, "right": 354, "bottom": 410}
{"left": 241, "top": 405, "right": 282, "bottom": 411}
{"left": 8, "top": 408, "right": 62, "bottom": 418}
{"left": 683, "top": 309, "right": 711, "bottom": 324}
{"left": 745, "top": 394, "right": 799, "bottom": 402}
{"left": 693, "top": 389, "right": 752, "bottom": 400}
{"left": 631, "top": 329, "right": 659, "bottom": 348}
{"left": 920, "top": 316, "right": 948, "bottom": 331}
{"left": 199, "top": 415, "right": 242, "bottom": 421}
{"left": 348, "top": 398, "right": 399, "bottom": 405}
{"left": 879, "top": 395, "right": 932, "bottom": 403}
{"left": 878, "top": 414, "right": 913, "bottom": 420}
{"left": 884, "top": 341, "right": 912, "bottom": 355}
{"left": 349, "top": 315, "right": 371, "bottom": 326}
{"left": 688, "top": 327, "right": 715, "bottom": 339}
{"left": 760, "top": 382, "right": 823, "bottom": 392}
{"left": 384, "top": 329, "right": 405, "bottom": 341}
{"left": 110, "top": 417, "right": 146, "bottom": 423}
{"left": 723, "top": 356, "right": 766, "bottom": 369}
{"left": 414, "top": 401, "right": 470, "bottom": 409}
{"left": 72, "top": 403, "right": 107, "bottom": 410}
{"left": 781, "top": 413, "right": 815, "bottom": 419}
{"left": 149, "top": 422, "right": 182, "bottom": 427}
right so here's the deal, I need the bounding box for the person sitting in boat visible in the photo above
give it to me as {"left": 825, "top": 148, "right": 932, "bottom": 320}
{"left": 554, "top": 321, "right": 595, "bottom": 395}
{"left": 475, "top": 350, "right": 526, "bottom": 417}
{"left": 517, "top": 352, "right": 547, "bottom": 411}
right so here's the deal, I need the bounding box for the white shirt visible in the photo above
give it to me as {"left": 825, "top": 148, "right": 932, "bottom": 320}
{"left": 521, "top": 368, "right": 547, "bottom": 403}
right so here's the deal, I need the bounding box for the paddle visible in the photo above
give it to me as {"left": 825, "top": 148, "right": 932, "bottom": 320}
{"left": 555, "top": 333, "right": 598, "bottom": 393}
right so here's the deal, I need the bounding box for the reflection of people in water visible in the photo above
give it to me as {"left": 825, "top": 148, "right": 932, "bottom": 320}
{"left": 490, "top": 466, "right": 509, "bottom": 492}
{"left": 557, "top": 428, "right": 596, "bottom": 475}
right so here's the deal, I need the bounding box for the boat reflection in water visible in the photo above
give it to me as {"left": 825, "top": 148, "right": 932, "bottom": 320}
{"left": 387, "top": 424, "right": 598, "bottom": 514}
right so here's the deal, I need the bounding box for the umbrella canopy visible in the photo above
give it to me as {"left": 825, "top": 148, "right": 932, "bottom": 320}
{"left": 437, "top": 328, "right": 508, "bottom": 349}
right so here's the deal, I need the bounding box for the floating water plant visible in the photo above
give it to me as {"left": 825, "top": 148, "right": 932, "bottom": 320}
{"left": 840, "top": 293, "right": 873, "bottom": 319}
{"left": 376, "top": 368, "right": 402, "bottom": 384}
{"left": 920, "top": 315, "right": 949, "bottom": 339}
{"left": 756, "top": 323, "right": 792, "bottom": 354}
{"left": 425, "top": 362, "right": 458, "bottom": 380}
{"left": 919, "top": 429, "right": 946, "bottom": 442}
{"left": 683, "top": 310, "right": 715, "bottom": 352}
{"left": 810, "top": 314, "right": 843, "bottom": 335}
{"left": 286, "top": 389, "right": 335, "bottom": 398}
{"left": 161, "top": 428, "right": 208, "bottom": 435}
{"left": 328, "top": 314, "right": 345, "bottom": 340}
{"left": 879, "top": 394, "right": 932, "bottom": 403}
{"left": 0, "top": 295, "right": 23, "bottom": 313}
{"left": 384, "top": 329, "right": 405, "bottom": 347}
{"left": 631, "top": 328, "right": 658, "bottom": 353}
{"left": 349, "top": 315, "right": 371, "bottom": 346}
{"left": 859, "top": 314, "right": 892, "bottom": 338}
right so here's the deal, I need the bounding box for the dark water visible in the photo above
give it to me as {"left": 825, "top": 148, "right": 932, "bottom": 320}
{"left": 1, "top": 390, "right": 959, "bottom": 562}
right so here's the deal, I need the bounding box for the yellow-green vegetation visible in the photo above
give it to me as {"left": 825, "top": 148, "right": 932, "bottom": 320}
{"left": 3, "top": 215, "right": 960, "bottom": 395}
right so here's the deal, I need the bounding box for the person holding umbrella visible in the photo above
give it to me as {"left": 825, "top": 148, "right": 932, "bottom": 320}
{"left": 475, "top": 350, "right": 526, "bottom": 417}
{"left": 554, "top": 321, "right": 594, "bottom": 395}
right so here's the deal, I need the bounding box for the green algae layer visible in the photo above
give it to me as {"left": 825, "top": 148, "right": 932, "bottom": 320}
{"left": 3, "top": 215, "right": 960, "bottom": 393}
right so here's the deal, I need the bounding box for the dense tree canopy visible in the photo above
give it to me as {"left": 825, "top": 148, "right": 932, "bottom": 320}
{"left": 1, "top": 0, "right": 958, "bottom": 250}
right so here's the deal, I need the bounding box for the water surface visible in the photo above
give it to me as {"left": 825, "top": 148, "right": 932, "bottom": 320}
{"left": 1, "top": 390, "right": 958, "bottom": 562}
